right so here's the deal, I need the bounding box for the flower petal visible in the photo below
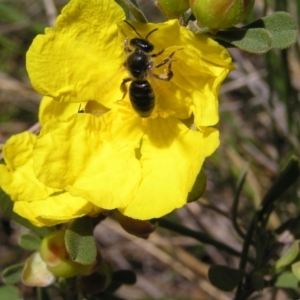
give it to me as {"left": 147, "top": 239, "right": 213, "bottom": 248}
{"left": 27, "top": 0, "right": 126, "bottom": 107}
{"left": 0, "top": 132, "right": 53, "bottom": 202}
{"left": 39, "top": 96, "right": 83, "bottom": 126}
{"left": 119, "top": 117, "right": 219, "bottom": 219}
{"left": 14, "top": 192, "right": 102, "bottom": 227}
{"left": 22, "top": 252, "right": 55, "bottom": 287}
{"left": 33, "top": 110, "right": 143, "bottom": 210}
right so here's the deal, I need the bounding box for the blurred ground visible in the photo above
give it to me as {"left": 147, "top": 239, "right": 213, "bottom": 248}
{"left": 0, "top": 0, "right": 300, "bottom": 299}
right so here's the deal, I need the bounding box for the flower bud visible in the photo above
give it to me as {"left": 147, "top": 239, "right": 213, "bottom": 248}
{"left": 189, "top": 0, "right": 255, "bottom": 30}
{"left": 22, "top": 252, "right": 55, "bottom": 287}
{"left": 114, "top": 211, "right": 156, "bottom": 239}
{"left": 156, "top": 0, "right": 190, "bottom": 19}
{"left": 39, "top": 230, "right": 96, "bottom": 278}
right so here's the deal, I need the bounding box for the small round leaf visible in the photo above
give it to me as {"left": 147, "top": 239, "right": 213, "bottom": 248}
{"left": 0, "top": 285, "right": 20, "bottom": 300}
{"left": 1, "top": 263, "right": 24, "bottom": 285}
{"left": 208, "top": 265, "right": 245, "bottom": 291}
{"left": 18, "top": 234, "right": 42, "bottom": 251}
{"left": 275, "top": 272, "right": 299, "bottom": 288}
{"left": 65, "top": 217, "right": 97, "bottom": 265}
{"left": 275, "top": 240, "right": 299, "bottom": 271}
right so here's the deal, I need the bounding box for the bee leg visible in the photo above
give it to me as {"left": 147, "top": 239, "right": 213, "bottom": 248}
{"left": 151, "top": 48, "right": 164, "bottom": 58}
{"left": 153, "top": 60, "right": 174, "bottom": 81}
{"left": 155, "top": 48, "right": 183, "bottom": 69}
{"left": 153, "top": 48, "right": 183, "bottom": 81}
{"left": 119, "top": 78, "right": 132, "bottom": 101}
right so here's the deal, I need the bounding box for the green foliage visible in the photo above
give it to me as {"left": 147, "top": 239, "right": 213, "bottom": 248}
{"left": 115, "top": 0, "right": 147, "bottom": 22}
{"left": 65, "top": 217, "right": 97, "bottom": 265}
{"left": 214, "top": 27, "right": 273, "bottom": 54}
{"left": 0, "top": 285, "right": 20, "bottom": 300}
{"left": 208, "top": 265, "right": 245, "bottom": 291}
{"left": 292, "top": 261, "right": 300, "bottom": 281}
{"left": 275, "top": 272, "right": 299, "bottom": 288}
{"left": 212, "top": 12, "right": 297, "bottom": 53}
{"left": 1, "top": 263, "right": 24, "bottom": 285}
{"left": 18, "top": 233, "right": 42, "bottom": 251}
{"left": 245, "top": 12, "right": 298, "bottom": 49}
{"left": 275, "top": 240, "right": 299, "bottom": 271}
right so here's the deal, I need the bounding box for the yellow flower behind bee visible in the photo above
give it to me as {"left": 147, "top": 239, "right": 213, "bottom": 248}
{"left": 0, "top": 0, "right": 234, "bottom": 226}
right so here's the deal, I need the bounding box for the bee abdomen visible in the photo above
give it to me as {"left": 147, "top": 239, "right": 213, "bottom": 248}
{"left": 129, "top": 80, "right": 155, "bottom": 118}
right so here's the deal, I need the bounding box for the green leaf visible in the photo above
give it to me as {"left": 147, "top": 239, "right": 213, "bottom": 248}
{"left": 275, "top": 240, "right": 299, "bottom": 271}
{"left": 275, "top": 272, "right": 299, "bottom": 288}
{"left": 213, "top": 27, "right": 273, "bottom": 54}
{"left": 208, "top": 265, "right": 245, "bottom": 291}
{"left": 0, "top": 189, "right": 53, "bottom": 237}
{"left": 114, "top": 0, "right": 130, "bottom": 19}
{"left": 1, "top": 263, "right": 24, "bottom": 285}
{"left": 115, "top": 0, "right": 147, "bottom": 22}
{"left": 245, "top": 12, "right": 297, "bottom": 49}
{"left": 65, "top": 216, "right": 97, "bottom": 265}
{"left": 292, "top": 261, "right": 300, "bottom": 281}
{"left": 18, "top": 233, "right": 42, "bottom": 251}
{"left": 187, "top": 169, "right": 206, "bottom": 203}
{"left": 211, "top": 12, "right": 297, "bottom": 53}
{"left": 0, "top": 285, "right": 20, "bottom": 300}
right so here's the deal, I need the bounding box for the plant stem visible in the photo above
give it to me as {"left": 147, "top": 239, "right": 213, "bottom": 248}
{"left": 158, "top": 218, "right": 244, "bottom": 258}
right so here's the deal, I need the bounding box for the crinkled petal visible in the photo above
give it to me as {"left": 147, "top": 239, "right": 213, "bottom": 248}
{"left": 27, "top": 0, "right": 126, "bottom": 107}
{"left": 39, "top": 97, "right": 111, "bottom": 126}
{"left": 0, "top": 132, "right": 54, "bottom": 202}
{"left": 0, "top": 131, "right": 101, "bottom": 227}
{"left": 33, "top": 110, "right": 143, "bottom": 210}
{"left": 119, "top": 117, "right": 219, "bottom": 219}
{"left": 177, "top": 27, "right": 234, "bottom": 127}
{"left": 14, "top": 192, "right": 103, "bottom": 227}
{"left": 39, "top": 96, "right": 83, "bottom": 126}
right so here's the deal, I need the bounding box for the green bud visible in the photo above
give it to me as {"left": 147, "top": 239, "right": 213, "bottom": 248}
{"left": 22, "top": 252, "right": 55, "bottom": 287}
{"left": 156, "top": 0, "right": 190, "bottom": 19}
{"left": 189, "top": 0, "right": 255, "bottom": 30}
{"left": 39, "top": 230, "right": 96, "bottom": 278}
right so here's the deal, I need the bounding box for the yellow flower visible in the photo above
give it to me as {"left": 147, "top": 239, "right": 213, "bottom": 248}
{"left": 1, "top": 0, "right": 234, "bottom": 224}
{"left": 0, "top": 132, "right": 103, "bottom": 227}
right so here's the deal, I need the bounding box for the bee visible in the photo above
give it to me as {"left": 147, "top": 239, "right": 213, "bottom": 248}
{"left": 120, "top": 21, "right": 181, "bottom": 118}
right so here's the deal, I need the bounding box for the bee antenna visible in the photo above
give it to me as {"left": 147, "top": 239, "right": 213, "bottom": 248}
{"left": 145, "top": 28, "right": 158, "bottom": 40}
{"left": 123, "top": 20, "right": 142, "bottom": 38}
